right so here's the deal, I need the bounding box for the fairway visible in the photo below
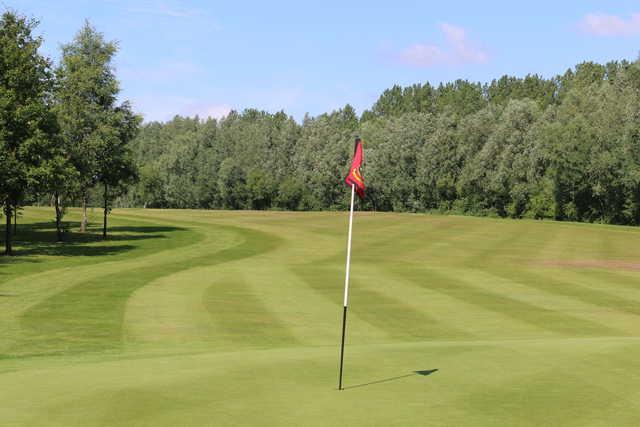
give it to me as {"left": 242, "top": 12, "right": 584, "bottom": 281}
{"left": 2, "top": 208, "right": 640, "bottom": 426}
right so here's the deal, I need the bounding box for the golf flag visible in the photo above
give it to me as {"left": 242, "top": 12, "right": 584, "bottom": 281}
{"left": 344, "top": 138, "right": 365, "bottom": 199}
{"left": 338, "top": 137, "right": 364, "bottom": 391}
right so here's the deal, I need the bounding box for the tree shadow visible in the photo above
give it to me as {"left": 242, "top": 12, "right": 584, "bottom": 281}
{"left": 16, "top": 244, "right": 138, "bottom": 257}
{"left": 0, "top": 222, "right": 186, "bottom": 261}
{"left": 343, "top": 369, "right": 438, "bottom": 390}
{"left": 15, "top": 222, "right": 182, "bottom": 243}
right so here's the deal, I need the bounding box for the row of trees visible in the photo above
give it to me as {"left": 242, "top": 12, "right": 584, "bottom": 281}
{"left": 0, "top": 11, "right": 139, "bottom": 255}
{"left": 123, "top": 60, "right": 640, "bottom": 225}
{"left": 4, "top": 9, "right": 640, "bottom": 259}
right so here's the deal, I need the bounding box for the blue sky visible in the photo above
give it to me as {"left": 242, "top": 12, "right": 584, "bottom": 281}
{"left": 7, "top": 0, "right": 640, "bottom": 122}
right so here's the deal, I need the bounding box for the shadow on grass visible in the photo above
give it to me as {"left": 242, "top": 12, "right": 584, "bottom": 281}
{"left": 343, "top": 369, "right": 438, "bottom": 390}
{"left": 0, "top": 222, "right": 186, "bottom": 261}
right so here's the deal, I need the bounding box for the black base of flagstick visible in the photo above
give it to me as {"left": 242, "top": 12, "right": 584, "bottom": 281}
{"left": 338, "top": 305, "right": 348, "bottom": 390}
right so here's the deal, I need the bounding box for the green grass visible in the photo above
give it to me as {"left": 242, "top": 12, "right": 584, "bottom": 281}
{"left": 2, "top": 207, "right": 640, "bottom": 426}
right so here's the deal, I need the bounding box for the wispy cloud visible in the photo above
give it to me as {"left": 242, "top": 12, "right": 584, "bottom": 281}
{"left": 397, "top": 23, "right": 488, "bottom": 67}
{"left": 578, "top": 13, "right": 640, "bottom": 37}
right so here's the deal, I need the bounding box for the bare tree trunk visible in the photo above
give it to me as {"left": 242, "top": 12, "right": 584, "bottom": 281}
{"left": 13, "top": 208, "right": 17, "bottom": 235}
{"left": 55, "top": 192, "right": 63, "bottom": 242}
{"left": 103, "top": 183, "right": 108, "bottom": 240}
{"left": 4, "top": 204, "right": 12, "bottom": 256}
{"left": 80, "top": 194, "right": 88, "bottom": 233}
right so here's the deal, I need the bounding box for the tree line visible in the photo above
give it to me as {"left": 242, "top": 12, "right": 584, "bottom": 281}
{"left": 124, "top": 61, "right": 640, "bottom": 226}
{"left": 0, "top": 12, "right": 139, "bottom": 255}
{"left": 4, "top": 9, "right": 640, "bottom": 257}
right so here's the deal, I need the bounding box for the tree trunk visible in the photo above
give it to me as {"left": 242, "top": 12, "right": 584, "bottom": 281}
{"left": 4, "top": 204, "right": 12, "bottom": 256}
{"left": 80, "top": 194, "right": 88, "bottom": 233}
{"left": 103, "top": 183, "right": 108, "bottom": 240}
{"left": 13, "top": 208, "right": 17, "bottom": 235}
{"left": 55, "top": 192, "right": 63, "bottom": 242}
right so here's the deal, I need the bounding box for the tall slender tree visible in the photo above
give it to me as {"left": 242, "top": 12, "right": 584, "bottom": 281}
{"left": 55, "top": 21, "right": 120, "bottom": 232}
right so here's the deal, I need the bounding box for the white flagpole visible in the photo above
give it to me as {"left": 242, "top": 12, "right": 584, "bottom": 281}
{"left": 343, "top": 184, "right": 356, "bottom": 307}
{"left": 338, "top": 183, "right": 356, "bottom": 390}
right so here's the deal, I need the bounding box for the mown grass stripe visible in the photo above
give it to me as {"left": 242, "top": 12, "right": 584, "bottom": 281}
{"left": 203, "top": 275, "right": 300, "bottom": 348}
{"left": 573, "top": 269, "right": 640, "bottom": 293}
{"left": 494, "top": 267, "right": 640, "bottom": 319}
{"left": 13, "top": 225, "right": 282, "bottom": 357}
{"left": 395, "top": 266, "right": 618, "bottom": 337}
{"left": 293, "top": 264, "right": 468, "bottom": 340}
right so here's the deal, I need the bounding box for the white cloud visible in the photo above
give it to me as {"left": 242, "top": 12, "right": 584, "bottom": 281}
{"left": 130, "top": 95, "right": 232, "bottom": 123}
{"left": 578, "top": 13, "right": 640, "bottom": 36}
{"left": 183, "top": 103, "right": 233, "bottom": 120}
{"left": 398, "top": 23, "right": 488, "bottom": 67}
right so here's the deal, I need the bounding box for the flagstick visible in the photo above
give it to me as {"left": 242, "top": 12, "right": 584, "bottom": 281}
{"left": 339, "top": 183, "right": 356, "bottom": 390}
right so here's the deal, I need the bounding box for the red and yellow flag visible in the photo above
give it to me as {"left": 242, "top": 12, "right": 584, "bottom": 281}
{"left": 344, "top": 138, "right": 365, "bottom": 199}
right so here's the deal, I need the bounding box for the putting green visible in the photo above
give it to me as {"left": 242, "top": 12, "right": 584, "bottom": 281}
{"left": 2, "top": 207, "right": 640, "bottom": 425}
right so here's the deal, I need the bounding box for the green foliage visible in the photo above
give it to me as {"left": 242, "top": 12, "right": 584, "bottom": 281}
{"left": 54, "top": 20, "right": 120, "bottom": 194}
{"left": 246, "top": 169, "right": 275, "bottom": 210}
{"left": 54, "top": 21, "right": 139, "bottom": 236}
{"left": 293, "top": 105, "right": 359, "bottom": 210}
{"left": 5, "top": 7, "right": 640, "bottom": 228}
{"left": 96, "top": 102, "right": 140, "bottom": 198}
{"left": 275, "top": 177, "right": 305, "bottom": 210}
{"left": 487, "top": 74, "right": 556, "bottom": 109}
{"left": 362, "top": 112, "right": 433, "bottom": 211}
{"left": 122, "top": 59, "right": 640, "bottom": 226}
{"left": 0, "top": 11, "right": 59, "bottom": 254}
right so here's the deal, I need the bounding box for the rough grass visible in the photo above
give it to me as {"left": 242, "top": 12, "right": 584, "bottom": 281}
{"left": 1, "top": 207, "right": 640, "bottom": 426}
